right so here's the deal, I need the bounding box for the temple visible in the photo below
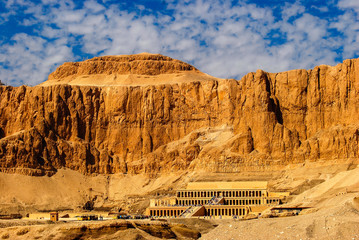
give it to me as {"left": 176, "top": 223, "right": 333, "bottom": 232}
{"left": 145, "top": 181, "right": 289, "bottom": 218}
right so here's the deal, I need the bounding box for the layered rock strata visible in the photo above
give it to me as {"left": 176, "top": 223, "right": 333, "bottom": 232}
{"left": 0, "top": 53, "right": 358, "bottom": 176}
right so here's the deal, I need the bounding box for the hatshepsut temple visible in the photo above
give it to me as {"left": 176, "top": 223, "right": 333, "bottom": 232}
{"left": 145, "top": 181, "right": 290, "bottom": 218}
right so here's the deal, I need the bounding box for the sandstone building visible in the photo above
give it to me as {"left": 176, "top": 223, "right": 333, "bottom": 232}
{"left": 146, "top": 181, "right": 289, "bottom": 218}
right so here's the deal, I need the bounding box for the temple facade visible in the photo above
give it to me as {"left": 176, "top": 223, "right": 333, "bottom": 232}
{"left": 145, "top": 181, "right": 289, "bottom": 218}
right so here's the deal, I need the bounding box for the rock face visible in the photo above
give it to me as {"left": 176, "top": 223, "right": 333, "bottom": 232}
{"left": 0, "top": 53, "right": 359, "bottom": 176}
{"left": 48, "top": 53, "right": 197, "bottom": 79}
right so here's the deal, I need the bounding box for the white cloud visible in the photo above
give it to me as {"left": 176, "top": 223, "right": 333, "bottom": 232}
{"left": 338, "top": 0, "right": 359, "bottom": 12}
{"left": 311, "top": 5, "right": 329, "bottom": 13}
{"left": 281, "top": 2, "right": 305, "bottom": 21}
{"left": 84, "top": 0, "right": 105, "bottom": 13}
{"left": 0, "top": 0, "right": 359, "bottom": 85}
{"left": 334, "top": 0, "right": 359, "bottom": 59}
{"left": 0, "top": 33, "right": 73, "bottom": 86}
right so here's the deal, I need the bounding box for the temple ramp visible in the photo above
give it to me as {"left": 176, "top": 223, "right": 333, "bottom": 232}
{"left": 207, "top": 196, "right": 224, "bottom": 205}
{"left": 180, "top": 206, "right": 205, "bottom": 218}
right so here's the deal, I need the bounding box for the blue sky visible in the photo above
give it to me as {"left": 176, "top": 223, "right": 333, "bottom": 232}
{"left": 0, "top": 0, "right": 358, "bottom": 86}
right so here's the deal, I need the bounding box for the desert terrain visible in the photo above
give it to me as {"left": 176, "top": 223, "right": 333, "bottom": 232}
{"left": 0, "top": 53, "right": 359, "bottom": 239}
{"left": 0, "top": 161, "right": 358, "bottom": 239}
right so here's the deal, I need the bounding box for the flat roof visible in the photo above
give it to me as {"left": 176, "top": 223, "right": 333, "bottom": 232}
{"left": 147, "top": 206, "right": 188, "bottom": 209}
{"left": 185, "top": 181, "right": 268, "bottom": 190}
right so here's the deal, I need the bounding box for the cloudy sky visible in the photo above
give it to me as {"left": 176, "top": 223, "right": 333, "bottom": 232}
{"left": 0, "top": 0, "right": 358, "bottom": 86}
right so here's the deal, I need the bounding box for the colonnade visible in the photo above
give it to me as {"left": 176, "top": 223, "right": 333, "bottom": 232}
{"left": 149, "top": 207, "right": 247, "bottom": 217}
{"left": 206, "top": 207, "right": 246, "bottom": 216}
{"left": 267, "top": 199, "right": 280, "bottom": 204}
{"left": 177, "top": 190, "right": 264, "bottom": 198}
{"left": 149, "top": 209, "right": 184, "bottom": 217}
{"left": 177, "top": 198, "right": 263, "bottom": 206}
{"left": 153, "top": 199, "right": 171, "bottom": 206}
{"left": 225, "top": 199, "right": 262, "bottom": 205}
{"left": 177, "top": 199, "right": 208, "bottom": 206}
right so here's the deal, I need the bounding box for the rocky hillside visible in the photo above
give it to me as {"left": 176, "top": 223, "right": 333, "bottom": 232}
{"left": 0, "top": 53, "right": 358, "bottom": 176}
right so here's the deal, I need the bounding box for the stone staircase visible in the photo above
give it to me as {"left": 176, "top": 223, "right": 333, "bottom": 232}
{"left": 179, "top": 206, "right": 204, "bottom": 218}
{"left": 207, "top": 196, "right": 224, "bottom": 205}
{"left": 179, "top": 206, "right": 193, "bottom": 218}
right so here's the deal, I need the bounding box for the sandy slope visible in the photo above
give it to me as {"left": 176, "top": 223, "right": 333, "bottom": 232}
{"left": 0, "top": 219, "right": 201, "bottom": 240}
{"left": 201, "top": 167, "right": 359, "bottom": 240}
{"left": 0, "top": 168, "right": 188, "bottom": 215}
{"left": 1, "top": 166, "right": 359, "bottom": 239}
{"left": 200, "top": 199, "right": 359, "bottom": 240}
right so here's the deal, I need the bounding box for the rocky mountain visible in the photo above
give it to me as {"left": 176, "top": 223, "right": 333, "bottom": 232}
{"left": 0, "top": 53, "right": 358, "bottom": 176}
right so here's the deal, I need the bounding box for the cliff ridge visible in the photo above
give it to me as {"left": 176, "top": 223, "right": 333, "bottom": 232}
{"left": 42, "top": 53, "right": 218, "bottom": 87}
{"left": 1, "top": 54, "right": 359, "bottom": 176}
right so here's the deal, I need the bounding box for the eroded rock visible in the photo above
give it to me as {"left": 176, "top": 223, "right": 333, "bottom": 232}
{"left": 1, "top": 54, "right": 359, "bottom": 176}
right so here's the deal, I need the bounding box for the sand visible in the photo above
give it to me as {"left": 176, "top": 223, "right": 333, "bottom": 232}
{"left": 201, "top": 167, "right": 359, "bottom": 240}
{"left": 0, "top": 168, "right": 187, "bottom": 215}
{"left": 1, "top": 166, "right": 359, "bottom": 239}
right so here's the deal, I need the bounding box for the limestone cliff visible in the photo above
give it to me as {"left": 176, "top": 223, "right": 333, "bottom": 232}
{"left": 0, "top": 53, "right": 358, "bottom": 176}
